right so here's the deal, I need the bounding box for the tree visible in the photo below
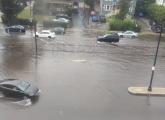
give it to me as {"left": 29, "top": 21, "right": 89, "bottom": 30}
{"left": 148, "top": 4, "right": 165, "bottom": 26}
{"left": 84, "top": 0, "right": 95, "bottom": 10}
{"left": 135, "top": 0, "right": 155, "bottom": 17}
{"left": 0, "top": 0, "right": 27, "bottom": 25}
{"left": 117, "top": 0, "right": 130, "bottom": 19}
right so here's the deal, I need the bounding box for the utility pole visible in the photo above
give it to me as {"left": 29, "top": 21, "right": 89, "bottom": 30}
{"left": 148, "top": 25, "right": 163, "bottom": 91}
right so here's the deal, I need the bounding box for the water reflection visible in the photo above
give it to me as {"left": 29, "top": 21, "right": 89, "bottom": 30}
{"left": 0, "top": 92, "right": 40, "bottom": 107}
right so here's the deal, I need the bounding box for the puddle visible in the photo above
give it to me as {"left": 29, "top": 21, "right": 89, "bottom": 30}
{"left": 0, "top": 92, "right": 35, "bottom": 107}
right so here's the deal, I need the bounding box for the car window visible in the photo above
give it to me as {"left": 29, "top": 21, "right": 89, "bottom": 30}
{"left": 41, "top": 32, "right": 49, "bottom": 34}
{"left": 125, "top": 31, "right": 132, "bottom": 34}
{"left": 17, "top": 81, "right": 30, "bottom": 92}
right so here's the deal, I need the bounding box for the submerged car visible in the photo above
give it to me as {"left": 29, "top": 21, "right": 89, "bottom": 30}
{"left": 51, "top": 27, "right": 65, "bottom": 35}
{"left": 5, "top": 25, "right": 26, "bottom": 34}
{"left": 117, "top": 31, "right": 138, "bottom": 38}
{"left": 53, "top": 18, "right": 70, "bottom": 23}
{"left": 97, "top": 33, "right": 119, "bottom": 43}
{"left": 0, "top": 79, "right": 40, "bottom": 99}
{"left": 35, "top": 30, "right": 56, "bottom": 38}
{"left": 56, "top": 14, "right": 72, "bottom": 21}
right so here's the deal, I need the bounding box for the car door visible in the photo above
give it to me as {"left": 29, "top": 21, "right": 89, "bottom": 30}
{"left": 106, "top": 35, "right": 113, "bottom": 42}
{"left": 1, "top": 84, "right": 17, "bottom": 97}
{"left": 124, "top": 31, "right": 133, "bottom": 38}
{"left": 40, "top": 32, "right": 47, "bottom": 37}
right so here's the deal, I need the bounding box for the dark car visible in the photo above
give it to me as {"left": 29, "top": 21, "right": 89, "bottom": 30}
{"left": 151, "top": 25, "right": 165, "bottom": 33}
{"left": 52, "top": 27, "right": 65, "bottom": 35}
{"left": 5, "top": 25, "right": 26, "bottom": 34}
{"left": 99, "top": 15, "right": 106, "bottom": 23}
{"left": 97, "top": 33, "right": 119, "bottom": 43}
{"left": 0, "top": 79, "right": 40, "bottom": 99}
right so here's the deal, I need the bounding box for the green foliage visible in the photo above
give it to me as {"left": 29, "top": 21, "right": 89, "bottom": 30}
{"left": 148, "top": 4, "right": 165, "bottom": 26}
{"left": 118, "top": 0, "right": 130, "bottom": 19}
{"left": 43, "top": 21, "right": 68, "bottom": 28}
{"left": 135, "top": 0, "right": 155, "bottom": 16}
{"left": 0, "top": 0, "right": 27, "bottom": 25}
{"left": 84, "top": 0, "right": 94, "bottom": 10}
{"left": 109, "top": 18, "right": 141, "bottom": 32}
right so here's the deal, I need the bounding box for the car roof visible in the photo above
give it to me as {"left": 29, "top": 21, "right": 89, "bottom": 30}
{"left": 125, "top": 31, "right": 134, "bottom": 32}
{"left": 41, "top": 30, "right": 51, "bottom": 32}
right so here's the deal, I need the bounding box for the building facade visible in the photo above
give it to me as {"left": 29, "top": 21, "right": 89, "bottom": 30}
{"left": 100, "top": 0, "right": 119, "bottom": 17}
{"left": 128, "top": 0, "right": 137, "bottom": 17}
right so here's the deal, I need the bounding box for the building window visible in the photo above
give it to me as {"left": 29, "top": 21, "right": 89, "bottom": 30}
{"left": 103, "top": 5, "right": 112, "bottom": 11}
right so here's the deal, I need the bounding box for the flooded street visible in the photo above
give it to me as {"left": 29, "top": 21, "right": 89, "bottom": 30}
{"left": 0, "top": 16, "right": 165, "bottom": 120}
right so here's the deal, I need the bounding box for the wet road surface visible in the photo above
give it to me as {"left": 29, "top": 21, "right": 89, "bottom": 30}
{"left": 0, "top": 15, "right": 165, "bottom": 120}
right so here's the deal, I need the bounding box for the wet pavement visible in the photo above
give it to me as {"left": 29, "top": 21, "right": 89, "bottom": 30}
{"left": 0, "top": 13, "right": 165, "bottom": 120}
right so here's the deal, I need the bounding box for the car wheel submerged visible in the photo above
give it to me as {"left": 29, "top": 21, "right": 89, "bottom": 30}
{"left": 120, "top": 35, "right": 123, "bottom": 38}
{"left": 131, "top": 36, "right": 135, "bottom": 39}
{"left": 48, "top": 36, "right": 51, "bottom": 39}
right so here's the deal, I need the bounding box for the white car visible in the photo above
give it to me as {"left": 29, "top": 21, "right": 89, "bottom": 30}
{"left": 53, "top": 18, "right": 70, "bottom": 23}
{"left": 118, "top": 31, "right": 138, "bottom": 38}
{"left": 35, "top": 30, "right": 56, "bottom": 38}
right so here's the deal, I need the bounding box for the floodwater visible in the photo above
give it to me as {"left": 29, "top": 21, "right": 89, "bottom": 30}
{"left": 0, "top": 12, "right": 165, "bottom": 120}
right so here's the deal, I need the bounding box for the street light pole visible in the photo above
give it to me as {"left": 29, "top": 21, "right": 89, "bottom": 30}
{"left": 148, "top": 25, "right": 163, "bottom": 91}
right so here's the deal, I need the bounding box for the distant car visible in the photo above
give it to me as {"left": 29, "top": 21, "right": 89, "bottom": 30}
{"left": 0, "top": 79, "right": 40, "bottom": 99}
{"left": 53, "top": 18, "right": 70, "bottom": 23}
{"left": 5, "top": 25, "right": 26, "bottom": 34}
{"left": 92, "top": 15, "right": 99, "bottom": 22}
{"left": 35, "top": 30, "right": 56, "bottom": 38}
{"left": 99, "top": 15, "right": 106, "bottom": 23}
{"left": 118, "top": 31, "right": 138, "bottom": 38}
{"left": 51, "top": 27, "right": 65, "bottom": 35}
{"left": 151, "top": 25, "right": 165, "bottom": 33}
{"left": 56, "top": 14, "right": 72, "bottom": 21}
{"left": 97, "top": 33, "right": 120, "bottom": 43}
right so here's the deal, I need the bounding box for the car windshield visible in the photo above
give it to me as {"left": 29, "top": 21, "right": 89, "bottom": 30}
{"left": 17, "top": 81, "right": 30, "bottom": 92}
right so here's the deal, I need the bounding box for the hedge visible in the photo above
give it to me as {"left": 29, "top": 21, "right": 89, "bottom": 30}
{"left": 43, "top": 21, "right": 68, "bottom": 28}
{"left": 109, "top": 18, "right": 141, "bottom": 32}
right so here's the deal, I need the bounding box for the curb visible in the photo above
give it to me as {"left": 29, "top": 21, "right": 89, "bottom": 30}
{"left": 128, "top": 87, "right": 165, "bottom": 96}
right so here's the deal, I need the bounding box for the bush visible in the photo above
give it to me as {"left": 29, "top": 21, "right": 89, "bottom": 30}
{"left": 109, "top": 18, "right": 141, "bottom": 32}
{"left": 43, "top": 21, "right": 68, "bottom": 28}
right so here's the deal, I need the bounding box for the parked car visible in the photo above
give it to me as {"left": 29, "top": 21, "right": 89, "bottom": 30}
{"left": 151, "top": 25, "right": 165, "bottom": 33}
{"left": 118, "top": 31, "right": 138, "bottom": 38}
{"left": 51, "top": 27, "right": 65, "bottom": 35}
{"left": 5, "top": 25, "right": 26, "bottom": 34}
{"left": 56, "top": 14, "right": 72, "bottom": 21}
{"left": 92, "top": 15, "right": 99, "bottom": 22}
{"left": 97, "top": 33, "right": 120, "bottom": 43}
{"left": 99, "top": 15, "right": 106, "bottom": 23}
{"left": 53, "top": 18, "right": 70, "bottom": 24}
{"left": 35, "top": 30, "right": 56, "bottom": 38}
{"left": 0, "top": 79, "right": 40, "bottom": 99}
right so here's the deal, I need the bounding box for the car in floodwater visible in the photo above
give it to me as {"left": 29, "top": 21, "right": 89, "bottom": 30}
{"left": 117, "top": 31, "right": 138, "bottom": 38}
{"left": 97, "top": 33, "right": 120, "bottom": 43}
{"left": 51, "top": 27, "right": 65, "bottom": 35}
{"left": 35, "top": 30, "right": 56, "bottom": 38}
{"left": 0, "top": 79, "right": 40, "bottom": 99}
{"left": 5, "top": 25, "right": 26, "bottom": 34}
{"left": 53, "top": 18, "right": 70, "bottom": 24}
